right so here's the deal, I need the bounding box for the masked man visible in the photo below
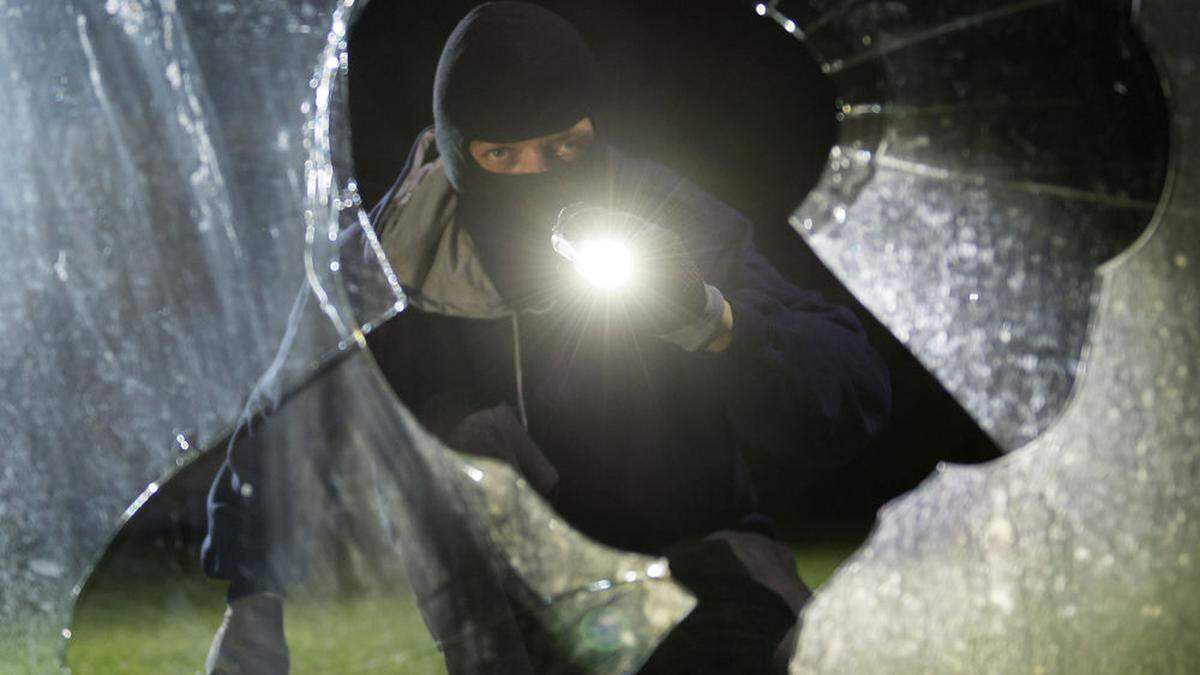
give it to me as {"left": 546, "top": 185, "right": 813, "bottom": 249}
{"left": 203, "top": 3, "right": 890, "bottom": 673}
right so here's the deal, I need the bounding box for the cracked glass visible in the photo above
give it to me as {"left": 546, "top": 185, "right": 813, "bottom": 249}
{"left": 755, "top": 0, "right": 1199, "bottom": 672}
{"left": 6, "top": 0, "right": 1197, "bottom": 672}
{"left": 0, "top": 1, "right": 691, "bottom": 672}
{"left": 788, "top": 0, "right": 1169, "bottom": 450}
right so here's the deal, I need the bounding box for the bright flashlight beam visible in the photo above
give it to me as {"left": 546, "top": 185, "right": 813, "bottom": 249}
{"left": 574, "top": 239, "right": 635, "bottom": 290}
{"left": 551, "top": 206, "right": 638, "bottom": 291}
{"left": 553, "top": 229, "right": 636, "bottom": 291}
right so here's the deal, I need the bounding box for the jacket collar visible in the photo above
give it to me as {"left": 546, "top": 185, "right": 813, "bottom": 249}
{"left": 374, "top": 129, "right": 512, "bottom": 320}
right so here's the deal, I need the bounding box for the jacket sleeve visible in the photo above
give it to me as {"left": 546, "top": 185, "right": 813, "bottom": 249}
{"left": 676, "top": 182, "right": 892, "bottom": 473}
{"left": 717, "top": 243, "right": 891, "bottom": 471}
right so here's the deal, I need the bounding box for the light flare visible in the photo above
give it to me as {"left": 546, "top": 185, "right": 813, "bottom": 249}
{"left": 573, "top": 238, "right": 635, "bottom": 290}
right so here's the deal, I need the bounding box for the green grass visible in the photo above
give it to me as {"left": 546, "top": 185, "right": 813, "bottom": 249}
{"left": 65, "top": 531, "right": 865, "bottom": 674}
{"left": 67, "top": 554, "right": 446, "bottom": 674}
{"left": 792, "top": 537, "right": 864, "bottom": 590}
{"left": 68, "top": 570, "right": 226, "bottom": 674}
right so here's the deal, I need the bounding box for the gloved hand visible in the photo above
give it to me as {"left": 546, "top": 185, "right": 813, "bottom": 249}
{"left": 450, "top": 403, "right": 559, "bottom": 499}
{"left": 205, "top": 592, "right": 290, "bottom": 675}
{"left": 553, "top": 203, "right": 729, "bottom": 351}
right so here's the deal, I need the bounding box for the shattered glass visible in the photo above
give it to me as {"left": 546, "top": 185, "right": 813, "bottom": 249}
{"left": 789, "top": 0, "right": 1168, "bottom": 450}
{"left": 763, "top": 0, "right": 1199, "bottom": 671}
{"left": 8, "top": 0, "right": 1197, "bottom": 671}
{"left": 0, "top": 0, "right": 691, "bottom": 671}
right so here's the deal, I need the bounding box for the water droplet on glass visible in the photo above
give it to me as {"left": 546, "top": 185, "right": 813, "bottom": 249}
{"left": 998, "top": 322, "right": 1013, "bottom": 344}
{"left": 989, "top": 587, "right": 1014, "bottom": 613}
{"left": 30, "top": 559, "right": 65, "bottom": 578}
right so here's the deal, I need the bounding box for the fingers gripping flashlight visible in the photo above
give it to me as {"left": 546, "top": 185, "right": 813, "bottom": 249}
{"left": 551, "top": 204, "right": 637, "bottom": 291}
{"left": 550, "top": 202, "right": 725, "bottom": 350}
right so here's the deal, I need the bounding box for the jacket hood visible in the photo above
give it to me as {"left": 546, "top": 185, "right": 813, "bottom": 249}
{"left": 373, "top": 130, "right": 511, "bottom": 320}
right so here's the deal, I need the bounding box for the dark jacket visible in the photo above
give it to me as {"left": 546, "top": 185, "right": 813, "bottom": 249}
{"left": 202, "top": 130, "right": 890, "bottom": 594}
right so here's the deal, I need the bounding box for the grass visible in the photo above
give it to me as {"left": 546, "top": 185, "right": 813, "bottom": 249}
{"left": 67, "top": 553, "right": 446, "bottom": 675}
{"left": 64, "top": 531, "right": 865, "bottom": 673}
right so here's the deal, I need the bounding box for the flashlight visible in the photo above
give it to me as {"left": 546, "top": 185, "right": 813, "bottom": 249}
{"left": 551, "top": 204, "right": 637, "bottom": 291}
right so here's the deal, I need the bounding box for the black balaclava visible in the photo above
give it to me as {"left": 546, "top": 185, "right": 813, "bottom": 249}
{"left": 433, "top": 1, "right": 610, "bottom": 308}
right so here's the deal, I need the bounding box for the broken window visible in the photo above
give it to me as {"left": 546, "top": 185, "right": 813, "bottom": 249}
{"left": 1, "top": 1, "right": 1194, "bottom": 673}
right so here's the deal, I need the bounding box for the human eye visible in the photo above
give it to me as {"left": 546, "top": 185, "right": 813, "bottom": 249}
{"left": 486, "top": 147, "right": 510, "bottom": 161}
{"left": 554, "top": 137, "right": 588, "bottom": 162}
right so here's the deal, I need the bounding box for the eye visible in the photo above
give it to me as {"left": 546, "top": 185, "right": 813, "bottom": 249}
{"left": 486, "top": 147, "right": 510, "bottom": 162}
{"left": 554, "top": 138, "right": 587, "bottom": 162}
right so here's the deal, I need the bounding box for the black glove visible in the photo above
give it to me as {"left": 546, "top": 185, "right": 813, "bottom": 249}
{"left": 553, "top": 204, "right": 725, "bottom": 349}
{"left": 450, "top": 403, "right": 559, "bottom": 499}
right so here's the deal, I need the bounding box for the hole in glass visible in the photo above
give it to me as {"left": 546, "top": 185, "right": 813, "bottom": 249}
{"left": 63, "top": 1, "right": 1172, "bottom": 673}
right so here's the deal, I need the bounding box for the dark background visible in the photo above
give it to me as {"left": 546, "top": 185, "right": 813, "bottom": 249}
{"left": 109, "top": 0, "right": 1001, "bottom": 562}
{"left": 346, "top": 0, "right": 1002, "bottom": 533}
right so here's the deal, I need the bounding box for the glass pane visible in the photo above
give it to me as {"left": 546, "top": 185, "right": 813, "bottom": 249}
{"left": 0, "top": 0, "right": 691, "bottom": 670}
{"left": 789, "top": 0, "right": 1168, "bottom": 449}
{"left": 779, "top": 0, "right": 1200, "bottom": 672}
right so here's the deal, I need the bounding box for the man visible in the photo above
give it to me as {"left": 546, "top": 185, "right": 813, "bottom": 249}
{"left": 203, "top": 2, "right": 890, "bottom": 673}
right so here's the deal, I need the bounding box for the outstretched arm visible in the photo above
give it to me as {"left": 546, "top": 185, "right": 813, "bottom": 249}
{"left": 711, "top": 242, "right": 892, "bottom": 471}
{"left": 641, "top": 172, "right": 892, "bottom": 471}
